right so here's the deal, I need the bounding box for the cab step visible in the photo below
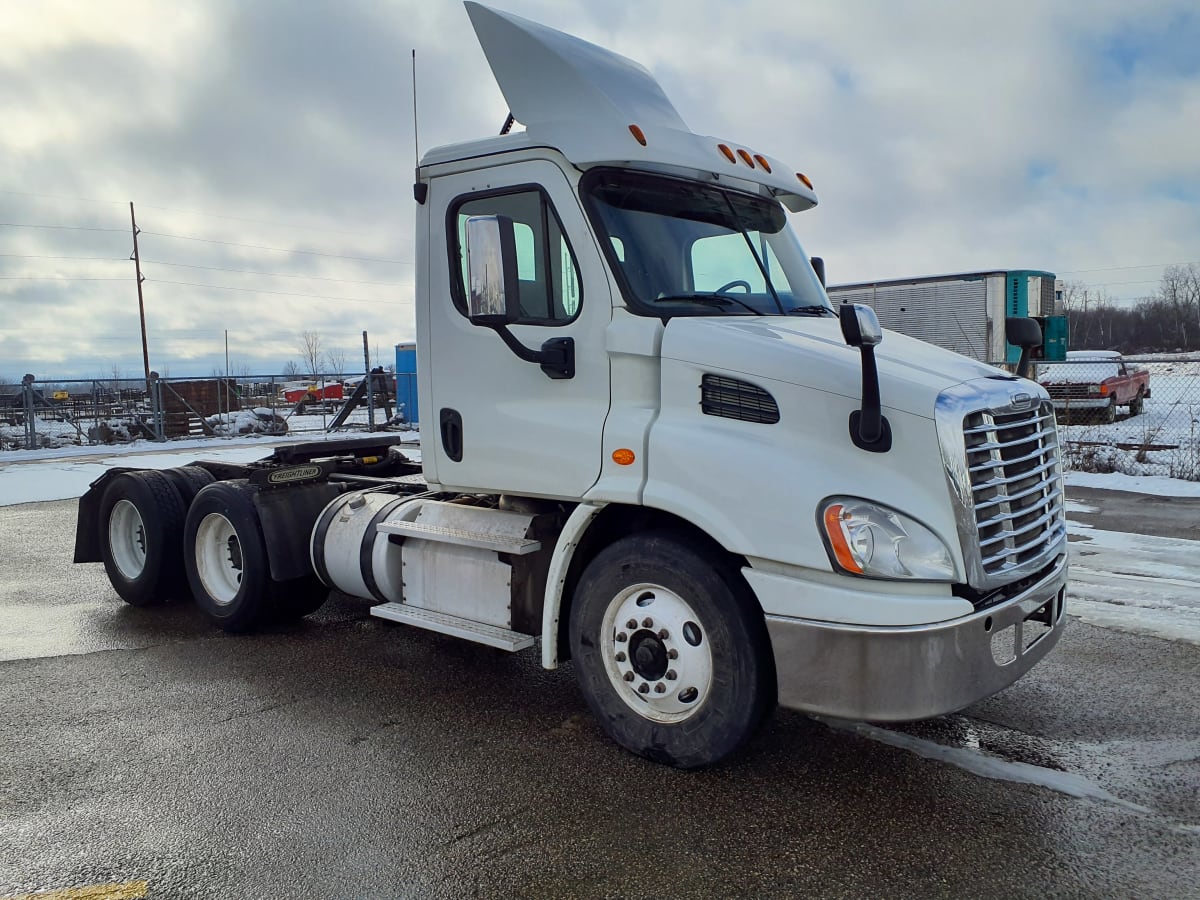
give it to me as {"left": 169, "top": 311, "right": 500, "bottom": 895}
{"left": 370, "top": 602, "right": 537, "bottom": 652}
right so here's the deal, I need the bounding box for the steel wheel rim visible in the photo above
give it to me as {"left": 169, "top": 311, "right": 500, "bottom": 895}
{"left": 108, "top": 499, "right": 147, "bottom": 580}
{"left": 194, "top": 513, "right": 243, "bottom": 606}
{"left": 600, "top": 582, "right": 714, "bottom": 724}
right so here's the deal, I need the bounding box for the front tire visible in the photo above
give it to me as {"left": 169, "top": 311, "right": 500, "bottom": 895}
{"left": 99, "top": 470, "right": 188, "bottom": 606}
{"left": 569, "top": 531, "right": 775, "bottom": 769}
{"left": 1101, "top": 399, "right": 1116, "bottom": 424}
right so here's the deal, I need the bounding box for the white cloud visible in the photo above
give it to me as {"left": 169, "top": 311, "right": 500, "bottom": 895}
{"left": 1, "top": 0, "right": 1198, "bottom": 380}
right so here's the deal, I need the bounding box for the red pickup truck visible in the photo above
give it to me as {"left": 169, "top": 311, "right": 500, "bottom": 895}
{"left": 1038, "top": 351, "right": 1150, "bottom": 423}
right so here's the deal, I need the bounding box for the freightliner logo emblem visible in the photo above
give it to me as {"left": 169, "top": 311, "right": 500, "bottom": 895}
{"left": 267, "top": 465, "right": 322, "bottom": 484}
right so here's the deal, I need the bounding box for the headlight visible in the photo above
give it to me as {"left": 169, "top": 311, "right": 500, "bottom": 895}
{"left": 819, "top": 497, "right": 956, "bottom": 581}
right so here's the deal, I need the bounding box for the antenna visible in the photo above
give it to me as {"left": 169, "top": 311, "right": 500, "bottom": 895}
{"left": 412, "top": 49, "right": 427, "bottom": 204}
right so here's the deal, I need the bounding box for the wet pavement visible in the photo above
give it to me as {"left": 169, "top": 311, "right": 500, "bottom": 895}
{"left": 1, "top": 497, "right": 1198, "bottom": 898}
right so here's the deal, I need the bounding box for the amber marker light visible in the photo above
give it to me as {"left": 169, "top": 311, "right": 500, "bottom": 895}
{"left": 628, "top": 124, "right": 647, "bottom": 146}
{"left": 717, "top": 143, "right": 737, "bottom": 163}
{"left": 612, "top": 448, "right": 636, "bottom": 466}
{"left": 737, "top": 149, "right": 755, "bottom": 167}
{"left": 822, "top": 504, "right": 864, "bottom": 574}
{"left": 796, "top": 172, "right": 814, "bottom": 189}
{"left": 753, "top": 154, "right": 772, "bottom": 173}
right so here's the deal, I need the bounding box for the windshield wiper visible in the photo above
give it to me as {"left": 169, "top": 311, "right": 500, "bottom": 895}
{"left": 786, "top": 304, "right": 835, "bottom": 317}
{"left": 653, "top": 293, "right": 765, "bottom": 315}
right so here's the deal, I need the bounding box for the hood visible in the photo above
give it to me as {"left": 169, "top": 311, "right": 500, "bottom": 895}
{"left": 660, "top": 316, "right": 1016, "bottom": 418}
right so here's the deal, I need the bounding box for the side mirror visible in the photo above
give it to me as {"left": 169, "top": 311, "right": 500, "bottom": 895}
{"left": 1005, "top": 316, "right": 1043, "bottom": 379}
{"left": 810, "top": 256, "right": 826, "bottom": 288}
{"left": 839, "top": 304, "right": 890, "bottom": 452}
{"left": 465, "top": 215, "right": 520, "bottom": 326}
{"left": 839, "top": 303, "right": 882, "bottom": 348}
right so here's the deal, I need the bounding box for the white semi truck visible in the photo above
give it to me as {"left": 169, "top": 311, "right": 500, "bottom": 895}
{"left": 73, "top": 4, "right": 1069, "bottom": 768}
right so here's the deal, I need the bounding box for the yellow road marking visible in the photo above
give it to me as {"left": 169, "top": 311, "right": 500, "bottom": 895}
{"left": 3, "top": 881, "right": 149, "bottom": 900}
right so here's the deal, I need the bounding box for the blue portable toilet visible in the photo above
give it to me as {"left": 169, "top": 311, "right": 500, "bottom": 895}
{"left": 394, "top": 342, "right": 419, "bottom": 426}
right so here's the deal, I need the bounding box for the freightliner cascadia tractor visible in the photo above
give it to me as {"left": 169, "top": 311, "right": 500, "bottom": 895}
{"left": 74, "top": 3, "right": 1068, "bottom": 768}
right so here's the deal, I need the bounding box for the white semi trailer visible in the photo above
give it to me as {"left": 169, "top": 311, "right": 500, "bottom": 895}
{"left": 826, "top": 270, "right": 1064, "bottom": 366}
{"left": 73, "top": 4, "right": 1069, "bottom": 768}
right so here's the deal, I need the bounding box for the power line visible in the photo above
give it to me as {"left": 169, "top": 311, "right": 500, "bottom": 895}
{"left": 0, "top": 188, "right": 375, "bottom": 237}
{"left": 0, "top": 276, "right": 127, "bottom": 282}
{"left": 0, "top": 222, "right": 127, "bottom": 233}
{"left": 1059, "top": 261, "right": 1200, "bottom": 274}
{"left": 139, "top": 230, "right": 411, "bottom": 265}
{"left": 0, "top": 253, "right": 126, "bottom": 262}
{"left": 148, "top": 278, "right": 412, "bottom": 304}
{"left": 141, "top": 258, "right": 407, "bottom": 286}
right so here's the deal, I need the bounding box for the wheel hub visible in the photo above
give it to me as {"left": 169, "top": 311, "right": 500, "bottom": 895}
{"left": 629, "top": 630, "right": 668, "bottom": 680}
{"left": 602, "top": 584, "right": 714, "bottom": 724}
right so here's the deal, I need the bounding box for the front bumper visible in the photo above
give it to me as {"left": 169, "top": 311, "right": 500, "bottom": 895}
{"left": 1049, "top": 397, "right": 1110, "bottom": 410}
{"left": 763, "top": 556, "right": 1068, "bottom": 721}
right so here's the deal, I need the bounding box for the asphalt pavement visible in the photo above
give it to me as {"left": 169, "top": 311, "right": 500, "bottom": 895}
{"left": 0, "top": 495, "right": 1197, "bottom": 899}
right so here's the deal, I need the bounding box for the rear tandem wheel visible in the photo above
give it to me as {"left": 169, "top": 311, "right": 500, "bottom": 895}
{"left": 98, "top": 470, "right": 189, "bottom": 606}
{"left": 183, "top": 480, "right": 328, "bottom": 632}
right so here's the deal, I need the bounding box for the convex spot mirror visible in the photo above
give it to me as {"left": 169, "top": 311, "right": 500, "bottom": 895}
{"left": 839, "top": 303, "right": 883, "bottom": 348}
{"left": 465, "top": 214, "right": 519, "bottom": 327}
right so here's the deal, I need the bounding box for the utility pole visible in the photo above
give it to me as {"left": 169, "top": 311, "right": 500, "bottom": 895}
{"left": 130, "top": 202, "right": 151, "bottom": 395}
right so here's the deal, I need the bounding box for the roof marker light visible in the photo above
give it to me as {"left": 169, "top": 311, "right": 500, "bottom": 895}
{"left": 753, "top": 154, "right": 772, "bottom": 173}
{"left": 629, "top": 124, "right": 647, "bottom": 146}
{"left": 796, "top": 172, "right": 814, "bottom": 190}
{"left": 717, "top": 143, "right": 736, "bottom": 163}
{"left": 737, "top": 149, "right": 755, "bottom": 167}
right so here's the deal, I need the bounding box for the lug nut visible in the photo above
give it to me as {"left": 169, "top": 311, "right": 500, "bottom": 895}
{"left": 616, "top": 632, "right": 628, "bottom": 643}
{"left": 666, "top": 670, "right": 677, "bottom": 680}
{"left": 623, "top": 672, "right": 635, "bottom": 682}
{"left": 668, "top": 649, "right": 679, "bottom": 660}
{"left": 638, "top": 683, "right": 650, "bottom": 694}
{"left": 654, "top": 683, "right": 666, "bottom": 694}
{"left": 658, "top": 628, "right": 669, "bottom": 640}
{"left": 642, "top": 618, "right": 653, "bottom": 628}
{"left": 615, "top": 651, "right": 627, "bottom": 663}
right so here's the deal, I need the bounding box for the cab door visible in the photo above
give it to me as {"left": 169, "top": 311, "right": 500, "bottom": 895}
{"left": 422, "top": 158, "right": 611, "bottom": 498}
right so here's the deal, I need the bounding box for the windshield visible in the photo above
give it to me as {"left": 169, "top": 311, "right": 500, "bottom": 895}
{"left": 581, "top": 168, "right": 832, "bottom": 318}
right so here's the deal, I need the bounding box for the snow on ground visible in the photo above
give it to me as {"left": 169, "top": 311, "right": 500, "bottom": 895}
{"left": 1065, "top": 499, "right": 1200, "bottom": 647}
{"left": 0, "top": 430, "right": 419, "bottom": 506}
{"left": 1, "top": 432, "right": 1197, "bottom": 647}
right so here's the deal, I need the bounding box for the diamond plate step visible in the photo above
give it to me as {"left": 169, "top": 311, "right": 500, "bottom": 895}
{"left": 370, "top": 602, "right": 537, "bottom": 651}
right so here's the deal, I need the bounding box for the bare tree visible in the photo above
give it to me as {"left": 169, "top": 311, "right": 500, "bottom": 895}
{"left": 324, "top": 348, "right": 347, "bottom": 376}
{"left": 282, "top": 360, "right": 301, "bottom": 378}
{"left": 299, "top": 331, "right": 323, "bottom": 376}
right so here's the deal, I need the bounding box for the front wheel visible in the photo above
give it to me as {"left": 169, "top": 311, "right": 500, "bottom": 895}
{"left": 1101, "top": 399, "right": 1116, "bottom": 424}
{"left": 569, "top": 532, "right": 775, "bottom": 769}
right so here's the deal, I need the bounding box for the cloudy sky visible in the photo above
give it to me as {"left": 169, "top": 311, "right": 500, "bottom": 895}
{"left": 2, "top": 0, "right": 1198, "bottom": 381}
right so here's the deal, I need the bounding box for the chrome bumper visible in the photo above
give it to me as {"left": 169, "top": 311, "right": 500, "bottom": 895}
{"left": 765, "top": 557, "right": 1068, "bottom": 721}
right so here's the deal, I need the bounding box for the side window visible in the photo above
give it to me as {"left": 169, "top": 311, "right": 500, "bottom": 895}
{"left": 450, "top": 188, "right": 582, "bottom": 324}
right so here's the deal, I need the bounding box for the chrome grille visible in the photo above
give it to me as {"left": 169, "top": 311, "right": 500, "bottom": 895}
{"left": 962, "top": 401, "right": 1065, "bottom": 577}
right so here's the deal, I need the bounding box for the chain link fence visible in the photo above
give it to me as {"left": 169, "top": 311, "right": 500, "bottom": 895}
{"left": 1036, "top": 353, "right": 1200, "bottom": 481}
{"left": 0, "top": 372, "right": 417, "bottom": 452}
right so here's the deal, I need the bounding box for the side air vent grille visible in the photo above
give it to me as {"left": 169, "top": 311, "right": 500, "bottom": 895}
{"left": 700, "top": 375, "right": 780, "bottom": 424}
